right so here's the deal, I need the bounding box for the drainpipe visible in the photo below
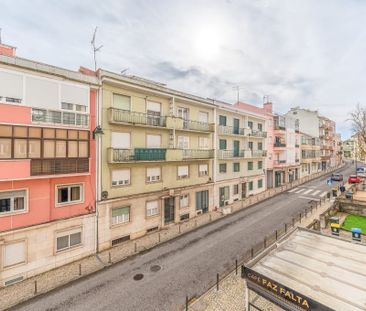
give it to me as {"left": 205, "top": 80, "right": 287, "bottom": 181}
{"left": 213, "top": 104, "right": 217, "bottom": 209}
{"left": 95, "top": 79, "right": 102, "bottom": 254}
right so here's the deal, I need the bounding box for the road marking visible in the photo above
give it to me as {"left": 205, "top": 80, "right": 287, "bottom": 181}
{"left": 288, "top": 188, "right": 298, "bottom": 193}
{"left": 320, "top": 191, "right": 328, "bottom": 197}
{"left": 312, "top": 190, "right": 321, "bottom": 196}
{"left": 295, "top": 189, "right": 306, "bottom": 194}
{"left": 298, "top": 196, "right": 321, "bottom": 201}
{"left": 303, "top": 189, "right": 313, "bottom": 195}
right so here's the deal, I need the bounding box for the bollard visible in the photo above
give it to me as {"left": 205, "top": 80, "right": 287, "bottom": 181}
{"left": 79, "top": 263, "right": 82, "bottom": 276}
{"left": 292, "top": 218, "right": 295, "bottom": 226}
{"left": 299, "top": 213, "right": 302, "bottom": 223}
{"left": 34, "top": 280, "right": 37, "bottom": 295}
{"left": 264, "top": 237, "right": 267, "bottom": 248}
{"left": 134, "top": 242, "right": 137, "bottom": 252}
{"left": 216, "top": 273, "right": 219, "bottom": 291}
{"left": 285, "top": 223, "right": 287, "bottom": 233}
{"left": 108, "top": 252, "right": 112, "bottom": 264}
{"left": 236, "top": 259, "right": 238, "bottom": 275}
{"left": 251, "top": 248, "right": 254, "bottom": 258}
{"left": 275, "top": 230, "right": 278, "bottom": 240}
{"left": 186, "top": 296, "right": 189, "bottom": 311}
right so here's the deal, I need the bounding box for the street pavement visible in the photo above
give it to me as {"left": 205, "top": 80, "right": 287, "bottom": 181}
{"left": 13, "top": 163, "right": 355, "bottom": 311}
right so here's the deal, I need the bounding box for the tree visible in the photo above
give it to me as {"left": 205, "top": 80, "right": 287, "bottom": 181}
{"left": 350, "top": 104, "right": 366, "bottom": 161}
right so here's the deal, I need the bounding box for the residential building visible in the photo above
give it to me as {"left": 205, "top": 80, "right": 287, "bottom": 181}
{"left": 335, "top": 133, "right": 343, "bottom": 166}
{"left": 342, "top": 138, "right": 355, "bottom": 160}
{"left": 319, "top": 116, "right": 336, "bottom": 169}
{"left": 215, "top": 102, "right": 267, "bottom": 208}
{"left": 300, "top": 133, "right": 321, "bottom": 177}
{"left": 0, "top": 42, "right": 98, "bottom": 285}
{"left": 97, "top": 70, "right": 216, "bottom": 251}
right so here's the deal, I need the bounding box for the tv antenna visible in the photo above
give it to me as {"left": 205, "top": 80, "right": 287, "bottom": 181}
{"left": 232, "top": 86, "right": 245, "bottom": 103}
{"left": 121, "top": 68, "right": 129, "bottom": 75}
{"left": 91, "top": 27, "right": 103, "bottom": 71}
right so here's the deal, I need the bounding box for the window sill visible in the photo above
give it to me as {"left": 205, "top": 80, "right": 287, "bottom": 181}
{"left": 55, "top": 244, "right": 83, "bottom": 255}
{"left": 146, "top": 180, "right": 162, "bottom": 185}
{"left": 110, "top": 221, "right": 130, "bottom": 229}
{"left": 0, "top": 210, "right": 28, "bottom": 218}
{"left": 146, "top": 214, "right": 160, "bottom": 219}
{"left": 111, "top": 184, "right": 131, "bottom": 188}
{"left": 1, "top": 260, "right": 27, "bottom": 271}
{"left": 55, "top": 200, "right": 84, "bottom": 208}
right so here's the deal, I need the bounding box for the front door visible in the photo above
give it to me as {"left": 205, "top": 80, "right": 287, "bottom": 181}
{"left": 233, "top": 118, "right": 240, "bottom": 134}
{"left": 241, "top": 183, "right": 246, "bottom": 199}
{"left": 233, "top": 140, "right": 240, "bottom": 157}
{"left": 164, "top": 197, "right": 175, "bottom": 225}
{"left": 219, "top": 187, "right": 225, "bottom": 207}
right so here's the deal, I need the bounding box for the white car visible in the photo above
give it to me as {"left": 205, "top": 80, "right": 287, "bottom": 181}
{"left": 356, "top": 167, "right": 366, "bottom": 178}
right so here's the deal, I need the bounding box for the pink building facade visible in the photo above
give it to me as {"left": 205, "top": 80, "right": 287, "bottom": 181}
{"left": 0, "top": 43, "right": 99, "bottom": 285}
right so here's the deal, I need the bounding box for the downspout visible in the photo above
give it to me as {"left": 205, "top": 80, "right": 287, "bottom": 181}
{"left": 213, "top": 103, "right": 217, "bottom": 209}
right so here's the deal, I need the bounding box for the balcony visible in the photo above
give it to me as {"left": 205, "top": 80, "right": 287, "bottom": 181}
{"left": 250, "top": 130, "right": 267, "bottom": 138}
{"left": 248, "top": 150, "right": 267, "bottom": 158}
{"left": 295, "top": 158, "right": 300, "bottom": 163}
{"left": 274, "top": 142, "right": 286, "bottom": 148}
{"left": 218, "top": 125, "right": 246, "bottom": 136}
{"left": 179, "top": 119, "right": 215, "bottom": 132}
{"left": 109, "top": 108, "right": 167, "bottom": 128}
{"left": 31, "top": 158, "right": 89, "bottom": 176}
{"left": 274, "top": 116, "right": 286, "bottom": 131}
{"left": 273, "top": 160, "right": 287, "bottom": 167}
{"left": 182, "top": 149, "right": 214, "bottom": 160}
{"left": 295, "top": 144, "right": 300, "bottom": 148}
{"left": 109, "top": 148, "right": 166, "bottom": 163}
{"left": 217, "top": 150, "right": 246, "bottom": 159}
{"left": 32, "top": 109, "right": 89, "bottom": 128}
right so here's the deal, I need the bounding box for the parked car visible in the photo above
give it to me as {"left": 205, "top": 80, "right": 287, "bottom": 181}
{"left": 348, "top": 175, "right": 361, "bottom": 183}
{"left": 356, "top": 167, "right": 366, "bottom": 178}
{"left": 331, "top": 173, "right": 343, "bottom": 181}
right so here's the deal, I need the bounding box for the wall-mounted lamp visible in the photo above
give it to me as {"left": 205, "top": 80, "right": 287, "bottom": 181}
{"left": 92, "top": 125, "right": 104, "bottom": 139}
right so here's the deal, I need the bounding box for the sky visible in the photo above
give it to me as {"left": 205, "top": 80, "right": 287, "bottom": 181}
{"left": 1, "top": 0, "right": 366, "bottom": 139}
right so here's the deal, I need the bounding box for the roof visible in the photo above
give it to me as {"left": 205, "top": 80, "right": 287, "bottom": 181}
{"left": 249, "top": 229, "right": 366, "bottom": 311}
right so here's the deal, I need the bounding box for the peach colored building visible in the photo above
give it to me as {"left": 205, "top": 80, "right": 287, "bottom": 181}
{"left": 0, "top": 42, "right": 99, "bottom": 286}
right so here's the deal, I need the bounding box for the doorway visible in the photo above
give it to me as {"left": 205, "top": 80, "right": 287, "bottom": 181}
{"left": 164, "top": 197, "right": 175, "bottom": 225}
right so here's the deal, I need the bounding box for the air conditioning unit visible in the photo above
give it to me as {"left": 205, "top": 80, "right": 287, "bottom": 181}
{"left": 196, "top": 209, "right": 203, "bottom": 215}
{"left": 101, "top": 191, "right": 109, "bottom": 200}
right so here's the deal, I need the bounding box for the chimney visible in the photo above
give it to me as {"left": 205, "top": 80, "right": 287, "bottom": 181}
{"left": 0, "top": 30, "right": 16, "bottom": 56}
{"left": 79, "top": 66, "right": 97, "bottom": 77}
{"left": 263, "top": 102, "right": 273, "bottom": 114}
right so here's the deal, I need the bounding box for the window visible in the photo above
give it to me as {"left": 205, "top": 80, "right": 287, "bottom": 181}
{"left": 112, "top": 206, "right": 130, "bottom": 225}
{"left": 3, "top": 241, "right": 26, "bottom": 267}
{"left": 199, "top": 137, "right": 209, "bottom": 149}
{"left": 113, "top": 94, "right": 131, "bottom": 110}
{"left": 248, "top": 162, "right": 253, "bottom": 170}
{"left": 258, "top": 123, "right": 263, "bottom": 131}
{"left": 248, "top": 181, "right": 253, "bottom": 191}
{"left": 258, "top": 179, "right": 263, "bottom": 188}
{"left": 180, "top": 194, "right": 189, "bottom": 208}
{"left": 219, "top": 139, "right": 227, "bottom": 150}
{"left": 112, "top": 169, "right": 130, "bottom": 186}
{"left": 196, "top": 190, "right": 209, "bottom": 211}
{"left": 199, "top": 164, "right": 208, "bottom": 176}
{"left": 56, "top": 184, "right": 83, "bottom": 205}
{"left": 55, "top": 141, "right": 67, "bottom": 158}
{"left": 233, "top": 184, "right": 239, "bottom": 195}
{"left": 0, "top": 190, "right": 26, "bottom": 214}
{"left": 258, "top": 142, "right": 263, "bottom": 150}
{"left": 147, "top": 134, "right": 161, "bottom": 148}
{"left": 219, "top": 163, "right": 227, "bottom": 173}
{"left": 177, "top": 136, "right": 189, "bottom": 149}
{"left": 219, "top": 115, "right": 227, "bottom": 126}
{"left": 248, "top": 141, "right": 253, "bottom": 150}
{"left": 56, "top": 229, "right": 82, "bottom": 252}
{"left": 146, "top": 167, "right": 161, "bottom": 183}
{"left": 0, "top": 138, "right": 11, "bottom": 158}
{"left": 146, "top": 201, "right": 159, "bottom": 217}
{"left": 258, "top": 161, "right": 263, "bottom": 169}
{"left": 198, "top": 111, "right": 209, "bottom": 123}
{"left": 61, "top": 102, "right": 73, "bottom": 111}
{"left": 220, "top": 186, "right": 230, "bottom": 200}
{"left": 233, "top": 162, "right": 240, "bottom": 172}
{"left": 248, "top": 121, "right": 253, "bottom": 129}
{"left": 111, "top": 132, "right": 130, "bottom": 149}
{"left": 177, "top": 165, "right": 189, "bottom": 179}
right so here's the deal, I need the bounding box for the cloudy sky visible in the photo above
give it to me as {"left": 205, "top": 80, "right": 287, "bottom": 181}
{"left": 1, "top": 0, "right": 365, "bottom": 138}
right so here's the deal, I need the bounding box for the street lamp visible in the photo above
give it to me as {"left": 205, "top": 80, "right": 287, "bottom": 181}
{"left": 92, "top": 125, "right": 104, "bottom": 139}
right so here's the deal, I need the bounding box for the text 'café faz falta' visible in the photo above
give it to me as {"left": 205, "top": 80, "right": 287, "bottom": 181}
{"left": 242, "top": 228, "right": 366, "bottom": 311}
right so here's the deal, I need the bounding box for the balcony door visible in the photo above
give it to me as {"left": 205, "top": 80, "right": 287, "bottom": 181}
{"left": 233, "top": 140, "right": 240, "bottom": 157}
{"left": 233, "top": 118, "right": 239, "bottom": 134}
{"left": 146, "top": 101, "right": 161, "bottom": 126}
{"left": 164, "top": 197, "right": 175, "bottom": 225}
{"left": 177, "top": 107, "right": 189, "bottom": 128}
{"left": 196, "top": 190, "right": 209, "bottom": 213}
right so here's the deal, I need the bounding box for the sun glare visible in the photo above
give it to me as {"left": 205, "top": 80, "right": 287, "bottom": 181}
{"left": 193, "top": 24, "right": 223, "bottom": 61}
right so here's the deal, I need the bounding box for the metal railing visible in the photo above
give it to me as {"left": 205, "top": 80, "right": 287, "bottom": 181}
{"left": 251, "top": 150, "right": 267, "bottom": 158}
{"left": 217, "top": 150, "right": 246, "bottom": 159}
{"left": 274, "top": 142, "right": 286, "bottom": 147}
{"left": 182, "top": 149, "right": 214, "bottom": 159}
{"left": 109, "top": 108, "right": 167, "bottom": 127}
{"left": 273, "top": 160, "right": 286, "bottom": 165}
{"left": 182, "top": 119, "right": 214, "bottom": 132}
{"left": 250, "top": 130, "right": 267, "bottom": 138}
{"left": 217, "top": 125, "right": 245, "bottom": 135}
{"left": 109, "top": 148, "right": 167, "bottom": 162}
{"left": 31, "top": 158, "right": 89, "bottom": 176}
{"left": 32, "top": 109, "right": 89, "bottom": 128}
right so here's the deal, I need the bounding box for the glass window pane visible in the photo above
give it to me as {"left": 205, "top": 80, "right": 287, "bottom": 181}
{"left": 68, "top": 130, "right": 78, "bottom": 140}
{"left": 14, "top": 197, "right": 25, "bottom": 211}
{"left": 28, "top": 140, "right": 41, "bottom": 158}
{"left": 78, "top": 141, "right": 88, "bottom": 157}
{"left": 28, "top": 127, "right": 41, "bottom": 138}
{"left": 32, "top": 109, "right": 46, "bottom": 122}
{"left": 57, "top": 236, "right": 69, "bottom": 251}
{"left": 55, "top": 141, "right": 66, "bottom": 158}
{"left": 63, "top": 112, "right": 75, "bottom": 125}
{"left": 78, "top": 131, "right": 89, "bottom": 140}
{"left": 0, "top": 138, "right": 12, "bottom": 158}
{"left": 13, "top": 126, "right": 27, "bottom": 137}
{"left": 56, "top": 129, "right": 67, "bottom": 139}
{"left": 76, "top": 114, "right": 88, "bottom": 126}
{"left": 0, "top": 125, "right": 12, "bottom": 137}
{"left": 71, "top": 186, "right": 81, "bottom": 201}
{"left": 14, "top": 139, "right": 27, "bottom": 158}
{"left": 0, "top": 198, "right": 11, "bottom": 213}
{"left": 70, "top": 232, "right": 81, "bottom": 246}
{"left": 75, "top": 105, "right": 87, "bottom": 112}
{"left": 61, "top": 102, "right": 73, "bottom": 110}
{"left": 68, "top": 141, "right": 78, "bottom": 157}
{"left": 43, "top": 140, "right": 55, "bottom": 158}
{"left": 58, "top": 187, "right": 69, "bottom": 203}
{"left": 50, "top": 111, "right": 62, "bottom": 124}
{"left": 43, "top": 128, "right": 55, "bottom": 139}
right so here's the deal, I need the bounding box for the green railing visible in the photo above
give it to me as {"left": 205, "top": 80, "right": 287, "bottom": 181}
{"left": 111, "top": 148, "right": 166, "bottom": 162}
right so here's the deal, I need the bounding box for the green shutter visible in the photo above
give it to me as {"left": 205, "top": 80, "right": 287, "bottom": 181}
{"left": 219, "top": 139, "right": 227, "bottom": 150}
{"left": 112, "top": 207, "right": 129, "bottom": 217}
{"left": 113, "top": 94, "right": 130, "bottom": 110}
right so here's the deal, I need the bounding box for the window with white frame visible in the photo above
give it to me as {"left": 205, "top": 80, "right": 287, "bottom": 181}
{"left": 177, "top": 136, "right": 190, "bottom": 149}
{"left": 198, "top": 111, "right": 209, "bottom": 123}
{"left": 112, "top": 169, "right": 130, "bottom": 186}
{"left": 180, "top": 194, "right": 189, "bottom": 208}
{"left": 56, "top": 184, "right": 83, "bottom": 205}
{"left": 146, "top": 134, "right": 161, "bottom": 148}
{"left": 56, "top": 228, "right": 82, "bottom": 252}
{"left": 0, "top": 190, "right": 26, "bottom": 214}
{"left": 146, "top": 200, "right": 159, "bottom": 217}
{"left": 199, "top": 164, "right": 208, "bottom": 176}
{"left": 111, "top": 132, "right": 130, "bottom": 149}
{"left": 199, "top": 137, "right": 209, "bottom": 149}
{"left": 3, "top": 241, "right": 26, "bottom": 267}
{"left": 111, "top": 206, "right": 130, "bottom": 225}
{"left": 177, "top": 165, "right": 189, "bottom": 179}
{"left": 146, "top": 167, "right": 161, "bottom": 183}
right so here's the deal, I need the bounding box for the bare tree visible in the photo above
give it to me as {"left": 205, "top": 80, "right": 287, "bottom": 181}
{"left": 350, "top": 104, "right": 366, "bottom": 160}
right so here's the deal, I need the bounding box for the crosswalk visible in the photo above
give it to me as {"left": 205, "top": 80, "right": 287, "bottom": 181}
{"left": 288, "top": 187, "right": 328, "bottom": 199}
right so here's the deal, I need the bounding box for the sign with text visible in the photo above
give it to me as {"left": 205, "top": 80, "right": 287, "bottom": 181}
{"left": 242, "top": 266, "right": 334, "bottom": 311}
